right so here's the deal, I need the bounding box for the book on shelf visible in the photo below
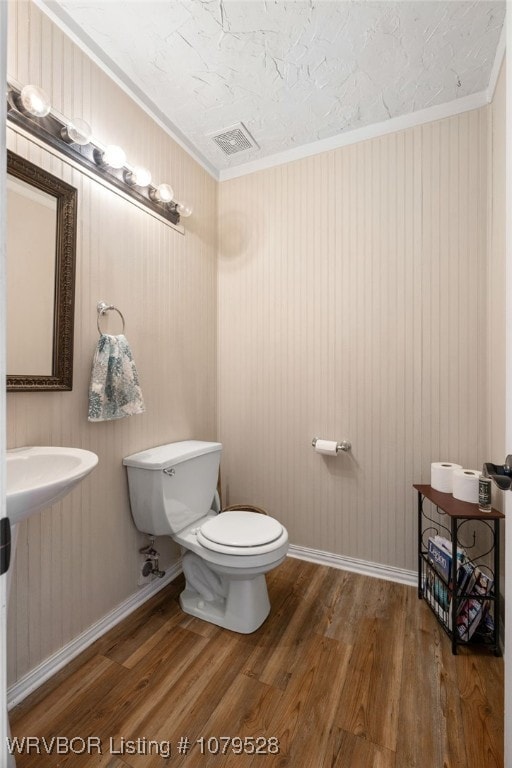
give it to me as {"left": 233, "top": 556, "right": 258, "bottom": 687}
{"left": 455, "top": 567, "right": 494, "bottom": 643}
{"left": 427, "top": 535, "right": 466, "bottom": 582}
{"left": 472, "top": 605, "right": 495, "bottom": 641}
{"left": 456, "top": 560, "right": 476, "bottom": 599}
{"left": 422, "top": 539, "right": 476, "bottom": 631}
{"left": 423, "top": 572, "right": 451, "bottom": 626}
{"left": 423, "top": 559, "right": 494, "bottom": 642}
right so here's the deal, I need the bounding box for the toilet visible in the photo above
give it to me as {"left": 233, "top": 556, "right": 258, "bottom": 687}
{"left": 123, "top": 440, "right": 289, "bottom": 633}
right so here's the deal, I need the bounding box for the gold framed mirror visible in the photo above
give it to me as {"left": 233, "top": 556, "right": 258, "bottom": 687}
{"left": 6, "top": 150, "right": 77, "bottom": 391}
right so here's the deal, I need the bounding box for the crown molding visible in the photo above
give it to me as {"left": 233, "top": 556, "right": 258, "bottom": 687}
{"left": 219, "top": 90, "right": 489, "bottom": 181}
{"left": 487, "top": 21, "right": 506, "bottom": 103}
{"left": 33, "top": 0, "right": 220, "bottom": 181}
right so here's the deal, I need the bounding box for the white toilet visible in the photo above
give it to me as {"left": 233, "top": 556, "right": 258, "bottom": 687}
{"left": 123, "top": 440, "right": 289, "bottom": 633}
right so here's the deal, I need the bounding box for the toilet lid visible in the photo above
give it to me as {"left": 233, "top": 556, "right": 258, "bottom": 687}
{"left": 199, "top": 511, "right": 283, "bottom": 548}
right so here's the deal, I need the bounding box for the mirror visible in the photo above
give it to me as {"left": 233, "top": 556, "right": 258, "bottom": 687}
{"left": 6, "top": 150, "right": 77, "bottom": 391}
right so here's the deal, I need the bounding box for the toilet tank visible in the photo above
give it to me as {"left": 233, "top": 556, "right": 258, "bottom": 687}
{"left": 123, "top": 441, "right": 222, "bottom": 536}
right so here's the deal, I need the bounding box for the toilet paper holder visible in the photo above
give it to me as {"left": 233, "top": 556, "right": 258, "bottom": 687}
{"left": 312, "top": 437, "right": 352, "bottom": 453}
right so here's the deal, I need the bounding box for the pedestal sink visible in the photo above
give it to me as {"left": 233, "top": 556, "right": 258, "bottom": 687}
{"left": 4, "top": 446, "right": 99, "bottom": 766}
{"left": 6, "top": 446, "right": 99, "bottom": 524}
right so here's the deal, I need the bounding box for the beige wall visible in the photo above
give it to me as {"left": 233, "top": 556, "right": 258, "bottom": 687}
{"left": 488, "top": 62, "right": 506, "bottom": 482}
{"left": 487, "top": 62, "right": 506, "bottom": 615}
{"left": 6, "top": 1, "right": 217, "bottom": 685}
{"left": 218, "top": 109, "right": 490, "bottom": 573}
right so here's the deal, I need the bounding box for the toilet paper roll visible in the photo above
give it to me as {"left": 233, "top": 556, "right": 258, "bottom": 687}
{"left": 314, "top": 439, "right": 338, "bottom": 456}
{"left": 431, "top": 462, "right": 463, "bottom": 493}
{"left": 452, "top": 469, "right": 481, "bottom": 503}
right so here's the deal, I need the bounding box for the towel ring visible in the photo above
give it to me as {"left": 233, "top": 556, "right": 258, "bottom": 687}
{"left": 97, "top": 301, "right": 126, "bottom": 336}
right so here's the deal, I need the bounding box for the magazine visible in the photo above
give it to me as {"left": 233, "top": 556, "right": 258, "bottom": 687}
{"left": 427, "top": 535, "right": 466, "bottom": 581}
{"left": 455, "top": 567, "right": 494, "bottom": 642}
{"left": 423, "top": 571, "right": 451, "bottom": 626}
{"left": 423, "top": 549, "right": 477, "bottom": 631}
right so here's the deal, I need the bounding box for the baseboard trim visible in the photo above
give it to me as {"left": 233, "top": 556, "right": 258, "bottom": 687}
{"left": 288, "top": 544, "right": 417, "bottom": 587}
{"left": 7, "top": 562, "right": 182, "bottom": 710}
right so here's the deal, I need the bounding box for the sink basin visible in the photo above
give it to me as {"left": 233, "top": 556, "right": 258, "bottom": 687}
{"left": 6, "top": 446, "right": 99, "bottom": 524}
{"left": 4, "top": 446, "right": 99, "bottom": 768}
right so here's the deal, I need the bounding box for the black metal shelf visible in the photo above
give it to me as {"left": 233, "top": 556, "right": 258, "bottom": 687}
{"left": 415, "top": 484, "right": 503, "bottom": 656}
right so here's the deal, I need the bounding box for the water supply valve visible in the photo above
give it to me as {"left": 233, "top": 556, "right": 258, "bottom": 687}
{"left": 139, "top": 538, "right": 165, "bottom": 579}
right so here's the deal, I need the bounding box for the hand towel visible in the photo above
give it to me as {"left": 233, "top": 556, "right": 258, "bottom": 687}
{"left": 88, "top": 334, "right": 145, "bottom": 422}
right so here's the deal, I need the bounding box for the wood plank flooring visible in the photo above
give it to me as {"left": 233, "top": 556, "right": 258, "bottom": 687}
{"left": 9, "top": 557, "right": 504, "bottom": 767}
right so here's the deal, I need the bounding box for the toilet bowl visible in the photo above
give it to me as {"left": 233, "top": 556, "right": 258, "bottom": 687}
{"left": 123, "top": 441, "right": 289, "bottom": 633}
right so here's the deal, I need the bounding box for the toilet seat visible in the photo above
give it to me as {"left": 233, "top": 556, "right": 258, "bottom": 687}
{"left": 197, "top": 511, "right": 284, "bottom": 555}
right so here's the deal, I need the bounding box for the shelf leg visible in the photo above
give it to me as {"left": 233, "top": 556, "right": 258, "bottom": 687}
{"left": 451, "top": 517, "right": 457, "bottom": 655}
{"left": 417, "top": 491, "right": 423, "bottom": 599}
{"left": 493, "top": 520, "right": 501, "bottom": 656}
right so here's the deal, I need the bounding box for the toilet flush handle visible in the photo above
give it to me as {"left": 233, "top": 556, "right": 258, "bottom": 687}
{"left": 163, "top": 467, "right": 175, "bottom": 477}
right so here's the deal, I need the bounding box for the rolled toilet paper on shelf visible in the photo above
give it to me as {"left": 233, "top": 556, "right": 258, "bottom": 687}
{"left": 314, "top": 439, "right": 338, "bottom": 456}
{"left": 452, "top": 468, "right": 482, "bottom": 503}
{"left": 431, "top": 462, "right": 462, "bottom": 493}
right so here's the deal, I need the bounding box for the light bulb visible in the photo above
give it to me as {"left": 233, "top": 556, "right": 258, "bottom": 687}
{"left": 176, "top": 201, "right": 193, "bottom": 218}
{"left": 20, "top": 84, "right": 51, "bottom": 117}
{"left": 99, "top": 144, "right": 127, "bottom": 169}
{"left": 125, "top": 166, "right": 152, "bottom": 187}
{"left": 62, "top": 118, "right": 92, "bottom": 145}
{"left": 151, "top": 183, "right": 174, "bottom": 203}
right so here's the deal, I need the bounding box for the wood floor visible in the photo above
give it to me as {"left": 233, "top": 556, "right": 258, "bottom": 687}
{"left": 9, "top": 557, "right": 503, "bottom": 768}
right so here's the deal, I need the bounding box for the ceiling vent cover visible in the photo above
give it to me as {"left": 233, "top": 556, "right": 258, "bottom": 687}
{"left": 210, "top": 123, "right": 259, "bottom": 156}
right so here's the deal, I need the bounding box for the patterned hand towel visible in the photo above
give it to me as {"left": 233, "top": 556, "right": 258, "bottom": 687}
{"left": 88, "top": 334, "right": 145, "bottom": 422}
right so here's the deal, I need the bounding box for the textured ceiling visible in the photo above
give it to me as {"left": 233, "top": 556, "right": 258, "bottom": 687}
{"left": 45, "top": 0, "right": 505, "bottom": 176}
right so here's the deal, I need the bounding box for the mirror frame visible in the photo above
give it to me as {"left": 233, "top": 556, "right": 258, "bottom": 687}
{"left": 6, "top": 150, "right": 78, "bottom": 391}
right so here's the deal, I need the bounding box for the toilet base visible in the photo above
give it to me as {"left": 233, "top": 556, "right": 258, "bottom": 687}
{"left": 179, "top": 573, "right": 271, "bottom": 634}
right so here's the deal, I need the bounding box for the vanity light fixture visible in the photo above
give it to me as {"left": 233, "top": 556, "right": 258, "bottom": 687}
{"left": 19, "top": 84, "right": 51, "bottom": 117}
{"left": 124, "top": 166, "right": 152, "bottom": 187}
{"left": 6, "top": 80, "right": 184, "bottom": 227}
{"left": 176, "top": 201, "right": 193, "bottom": 218}
{"left": 94, "top": 144, "right": 127, "bottom": 169}
{"left": 61, "top": 118, "right": 92, "bottom": 146}
{"left": 150, "top": 183, "right": 174, "bottom": 204}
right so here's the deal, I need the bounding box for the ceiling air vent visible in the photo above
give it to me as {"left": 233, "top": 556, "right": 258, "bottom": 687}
{"left": 210, "top": 123, "right": 259, "bottom": 156}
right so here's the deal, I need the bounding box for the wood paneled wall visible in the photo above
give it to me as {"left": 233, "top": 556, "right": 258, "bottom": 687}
{"left": 6, "top": 1, "right": 217, "bottom": 685}
{"left": 218, "top": 109, "right": 489, "bottom": 573}
{"left": 486, "top": 63, "right": 506, "bottom": 611}
{"left": 487, "top": 63, "right": 506, "bottom": 484}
